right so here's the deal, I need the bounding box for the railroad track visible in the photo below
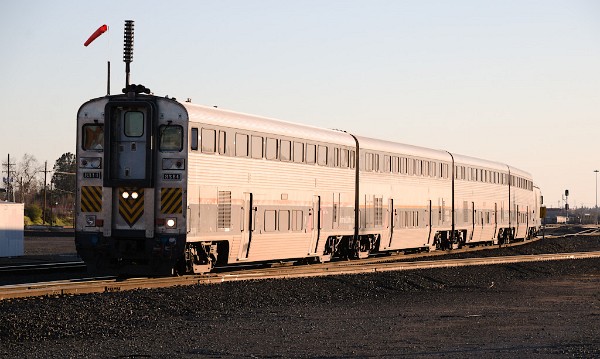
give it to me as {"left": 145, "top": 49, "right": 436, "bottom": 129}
{"left": 0, "top": 261, "right": 86, "bottom": 275}
{"left": 1, "top": 250, "right": 598, "bottom": 301}
{"left": 0, "top": 233, "right": 540, "bottom": 278}
{"left": 542, "top": 225, "right": 600, "bottom": 238}
{"left": 1, "top": 224, "right": 590, "bottom": 277}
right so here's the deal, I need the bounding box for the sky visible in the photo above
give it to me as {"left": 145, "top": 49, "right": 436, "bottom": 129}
{"left": 1, "top": 1, "right": 599, "bottom": 209}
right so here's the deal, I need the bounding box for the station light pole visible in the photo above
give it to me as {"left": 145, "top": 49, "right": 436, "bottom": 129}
{"left": 565, "top": 190, "right": 569, "bottom": 224}
{"left": 595, "top": 170, "right": 599, "bottom": 225}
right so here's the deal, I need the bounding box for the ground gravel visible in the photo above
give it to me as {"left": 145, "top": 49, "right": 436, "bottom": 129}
{"left": 0, "top": 236, "right": 598, "bottom": 358}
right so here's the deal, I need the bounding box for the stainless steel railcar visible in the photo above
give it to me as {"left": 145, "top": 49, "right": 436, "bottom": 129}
{"left": 75, "top": 89, "right": 541, "bottom": 275}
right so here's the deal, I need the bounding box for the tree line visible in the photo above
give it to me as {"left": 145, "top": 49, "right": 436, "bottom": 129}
{"left": 2, "top": 152, "right": 75, "bottom": 227}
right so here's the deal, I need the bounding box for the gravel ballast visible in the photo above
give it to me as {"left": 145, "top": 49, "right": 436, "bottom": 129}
{"left": 0, "top": 236, "right": 598, "bottom": 358}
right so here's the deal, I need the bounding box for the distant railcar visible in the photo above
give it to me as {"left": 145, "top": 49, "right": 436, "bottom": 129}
{"left": 75, "top": 90, "right": 541, "bottom": 275}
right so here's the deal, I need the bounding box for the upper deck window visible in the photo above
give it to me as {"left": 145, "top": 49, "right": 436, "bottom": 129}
{"left": 266, "top": 138, "right": 278, "bottom": 160}
{"left": 201, "top": 128, "right": 216, "bottom": 153}
{"left": 251, "top": 136, "right": 264, "bottom": 159}
{"left": 306, "top": 144, "right": 316, "bottom": 164}
{"left": 235, "top": 133, "right": 249, "bottom": 157}
{"left": 280, "top": 140, "right": 291, "bottom": 162}
{"left": 159, "top": 125, "right": 183, "bottom": 151}
{"left": 82, "top": 124, "right": 104, "bottom": 151}
{"left": 124, "top": 111, "right": 144, "bottom": 137}
{"left": 317, "top": 145, "right": 328, "bottom": 166}
{"left": 293, "top": 142, "right": 304, "bottom": 163}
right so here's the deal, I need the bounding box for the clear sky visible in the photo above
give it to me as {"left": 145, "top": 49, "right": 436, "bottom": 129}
{"left": 1, "top": 1, "right": 599, "bottom": 209}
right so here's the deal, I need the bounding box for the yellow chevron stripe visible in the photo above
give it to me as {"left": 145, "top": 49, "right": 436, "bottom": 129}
{"left": 81, "top": 186, "right": 102, "bottom": 212}
{"left": 119, "top": 188, "right": 144, "bottom": 227}
{"left": 161, "top": 188, "right": 183, "bottom": 214}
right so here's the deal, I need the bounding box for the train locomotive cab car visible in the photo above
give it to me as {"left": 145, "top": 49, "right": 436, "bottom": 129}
{"left": 76, "top": 93, "right": 189, "bottom": 275}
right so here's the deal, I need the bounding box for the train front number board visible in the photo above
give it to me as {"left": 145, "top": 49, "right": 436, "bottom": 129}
{"left": 83, "top": 172, "right": 102, "bottom": 179}
{"left": 163, "top": 173, "right": 181, "bottom": 180}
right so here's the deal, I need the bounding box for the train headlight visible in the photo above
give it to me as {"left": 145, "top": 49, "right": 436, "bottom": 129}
{"left": 166, "top": 218, "right": 177, "bottom": 228}
{"left": 131, "top": 191, "right": 139, "bottom": 199}
{"left": 122, "top": 191, "right": 130, "bottom": 199}
{"left": 85, "top": 215, "right": 96, "bottom": 227}
{"left": 162, "top": 158, "right": 185, "bottom": 170}
{"left": 80, "top": 157, "right": 102, "bottom": 169}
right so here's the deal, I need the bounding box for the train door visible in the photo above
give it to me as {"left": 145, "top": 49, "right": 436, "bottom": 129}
{"left": 309, "top": 195, "right": 321, "bottom": 254}
{"left": 516, "top": 204, "right": 520, "bottom": 238}
{"left": 104, "top": 103, "right": 155, "bottom": 235}
{"left": 427, "top": 200, "right": 432, "bottom": 244}
{"left": 238, "top": 192, "right": 254, "bottom": 260}
{"left": 386, "top": 198, "right": 394, "bottom": 248}
{"left": 470, "top": 202, "right": 475, "bottom": 242}
{"left": 526, "top": 205, "right": 530, "bottom": 238}
{"left": 111, "top": 111, "right": 148, "bottom": 180}
{"left": 494, "top": 203, "right": 498, "bottom": 239}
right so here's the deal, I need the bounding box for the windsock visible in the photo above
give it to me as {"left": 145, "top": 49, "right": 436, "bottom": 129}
{"left": 84, "top": 25, "right": 108, "bottom": 47}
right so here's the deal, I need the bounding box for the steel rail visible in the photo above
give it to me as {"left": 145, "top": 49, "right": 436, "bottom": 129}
{"left": 0, "top": 261, "right": 86, "bottom": 274}
{"left": 1, "top": 251, "right": 599, "bottom": 301}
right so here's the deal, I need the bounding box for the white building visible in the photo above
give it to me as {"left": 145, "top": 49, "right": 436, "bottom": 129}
{"left": 0, "top": 202, "right": 24, "bottom": 257}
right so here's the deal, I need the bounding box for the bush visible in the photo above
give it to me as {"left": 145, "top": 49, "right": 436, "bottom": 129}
{"left": 24, "top": 204, "right": 42, "bottom": 223}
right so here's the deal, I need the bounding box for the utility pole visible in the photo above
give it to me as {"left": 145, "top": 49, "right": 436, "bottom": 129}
{"left": 41, "top": 161, "right": 50, "bottom": 224}
{"left": 2, "top": 154, "right": 16, "bottom": 202}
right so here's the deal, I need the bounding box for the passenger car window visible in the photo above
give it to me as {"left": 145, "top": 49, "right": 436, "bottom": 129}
{"left": 280, "top": 140, "right": 291, "bottom": 162}
{"left": 306, "top": 144, "right": 316, "bottom": 164}
{"left": 264, "top": 210, "right": 276, "bottom": 232}
{"left": 235, "top": 133, "right": 249, "bottom": 157}
{"left": 251, "top": 136, "right": 264, "bottom": 159}
{"left": 82, "top": 124, "right": 104, "bottom": 151}
{"left": 341, "top": 149, "right": 350, "bottom": 168}
{"left": 191, "top": 128, "right": 198, "bottom": 151}
{"left": 266, "top": 138, "right": 278, "bottom": 160}
{"left": 218, "top": 131, "right": 227, "bottom": 155}
{"left": 292, "top": 210, "right": 303, "bottom": 231}
{"left": 159, "top": 125, "right": 183, "bottom": 151}
{"left": 201, "top": 128, "right": 216, "bottom": 153}
{"left": 279, "top": 210, "right": 290, "bottom": 231}
{"left": 317, "top": 145, "right": 328, "bottom": 166}
{"left": 293, "top": 142, "right": 304, "bottom": 163}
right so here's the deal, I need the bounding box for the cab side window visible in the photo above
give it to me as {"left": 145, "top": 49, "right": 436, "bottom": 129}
{"left": 159, "top": 125, "right": 183, "bottom": 151}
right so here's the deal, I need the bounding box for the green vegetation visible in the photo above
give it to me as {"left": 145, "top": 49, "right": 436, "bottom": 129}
{"left": 1, "top": 152, "right": 75, "bottom": 227}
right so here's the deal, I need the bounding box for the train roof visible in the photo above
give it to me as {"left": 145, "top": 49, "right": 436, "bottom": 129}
{"left": 451, "top": 153, "right": 509, "bottom": 172}
{"left": 183, "top": 102, "right": 356, "bottom": 147}
{"left": 355, "top": 135, "right": 452, "bottom": 162}
{"left": 453, "top": 153, "right": 532, "bottom": 179}
{"left": 183, "top": 100, "right": 532, "bottom": 178}
{"left": 507, "top": 164, "right": 532, "bottom": 179}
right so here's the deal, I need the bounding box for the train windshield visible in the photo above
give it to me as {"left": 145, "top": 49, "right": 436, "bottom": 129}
{"left": 82, "top": 124, "right": 104, "bottom": 151}
{"left": 124, "top": 112, "right": 144, "bottom": 137}
{"left": 159, "top": 125, "right": 183, "bottom": 152}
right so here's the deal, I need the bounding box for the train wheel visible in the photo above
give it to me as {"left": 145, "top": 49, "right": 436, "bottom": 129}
{"left": 187, "top": 242, "right": 220, "bottom": 274}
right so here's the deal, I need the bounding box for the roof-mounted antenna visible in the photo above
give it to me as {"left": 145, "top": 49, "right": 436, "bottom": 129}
{"left": 123, "top": 20, "right": 134, "bottom": 88}
{"left": 121, "top": 20, "right": 151, "bottom": 95}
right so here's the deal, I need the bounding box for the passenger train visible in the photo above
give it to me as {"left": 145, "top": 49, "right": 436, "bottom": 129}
{"left": 75, "top": 87, "right": 542, "bottom": 275}
{"left": 75, "top": 22, "right": 541, "bottom": 275}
